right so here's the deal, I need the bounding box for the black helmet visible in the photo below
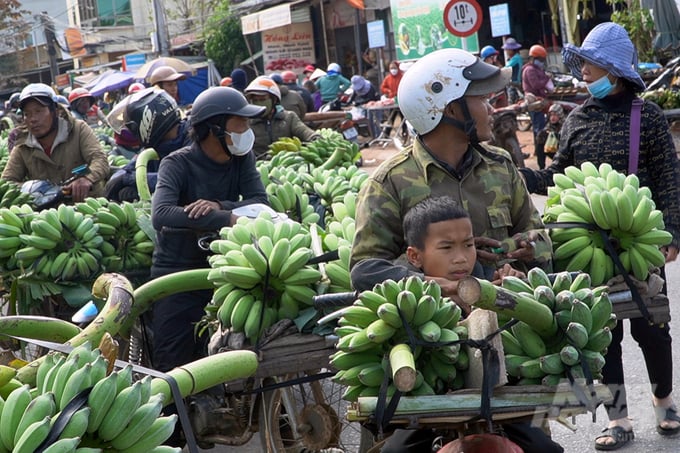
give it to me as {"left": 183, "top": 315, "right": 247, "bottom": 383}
{"left": 124, "top": 87, "right": 181, "bottom": 149}
{"left": 190, "top": 87, "right": 265, "bottom": 127}
{"left": 8, "top": 92, "right": 21, "bottom": 109}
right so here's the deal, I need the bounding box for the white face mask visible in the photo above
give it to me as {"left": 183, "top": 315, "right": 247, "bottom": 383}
{"left": 390, "top": 69, "right": 398, "bottom": 76}
{"left": 226, "top": 128, "right": 255, "bottom": 156}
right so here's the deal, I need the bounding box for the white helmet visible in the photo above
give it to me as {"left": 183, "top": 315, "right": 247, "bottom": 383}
{"left": 19, "top": 83, "right": 56, "bottom": 108}
{"left": 244, "top": 76, "right": 281, "bottom": 102}
{"left": 397, "top": 48, "right": 511, "bottom": 135}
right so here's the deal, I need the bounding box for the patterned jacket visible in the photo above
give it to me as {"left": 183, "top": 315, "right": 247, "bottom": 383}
{"left": 520, "top": 90, "right": 680, "bottom": 247}
{"left": 350, "top": 139, "right": 551, "bottom": 291}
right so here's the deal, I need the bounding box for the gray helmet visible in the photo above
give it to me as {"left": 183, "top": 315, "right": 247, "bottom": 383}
{"left": 190, "top": 86, "right": 265, "bottom": 127}
{"left": 124, "top": 87, "right": 181, "bottom": 149}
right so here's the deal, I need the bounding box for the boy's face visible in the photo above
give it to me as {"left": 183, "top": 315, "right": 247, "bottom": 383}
{"left": 407, "top": 218, "right": 476, "bottom": 280}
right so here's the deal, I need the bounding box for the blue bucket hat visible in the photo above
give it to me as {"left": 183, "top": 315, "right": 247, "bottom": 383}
{"left": 562, "top": 22, "right": 645, "bottom": 91}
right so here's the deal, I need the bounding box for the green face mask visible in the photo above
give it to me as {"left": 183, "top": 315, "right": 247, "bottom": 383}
{"left": 252, "top": 99, "right": 273, "bottom": 114}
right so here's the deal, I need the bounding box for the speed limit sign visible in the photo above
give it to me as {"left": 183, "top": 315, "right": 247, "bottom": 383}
{"left": 443, "top": 0, "right": 483, "bottom": 37}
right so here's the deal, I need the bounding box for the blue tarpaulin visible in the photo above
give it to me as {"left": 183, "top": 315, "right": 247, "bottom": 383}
{"left": 84, "top": 70, "right": 136, "bottom": 97}
{"left": 177, "top": 62, "right": 222, "bottom": 105}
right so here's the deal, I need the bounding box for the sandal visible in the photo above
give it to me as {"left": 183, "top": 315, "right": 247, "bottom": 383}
{"left": 594, "top": 426, "right": 634, "bottom": 451}
{"left": 654, "top": 404, "right": 680, "bottom": 436}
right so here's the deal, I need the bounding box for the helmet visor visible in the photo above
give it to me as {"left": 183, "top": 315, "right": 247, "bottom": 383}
{"left": 465, "top": 61, "right": 511, "bottom": 97}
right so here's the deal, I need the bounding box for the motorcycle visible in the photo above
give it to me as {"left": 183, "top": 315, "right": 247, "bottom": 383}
{"left": 319, "top": 88, "right": 373, "bottom": 142}
{"left": 20, "top": 164, "right": 90, "bottom": 210}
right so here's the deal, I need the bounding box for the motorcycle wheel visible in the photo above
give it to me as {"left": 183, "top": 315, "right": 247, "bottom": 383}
{"left": 258, "top": 372, "right": 374, "bottom": 452}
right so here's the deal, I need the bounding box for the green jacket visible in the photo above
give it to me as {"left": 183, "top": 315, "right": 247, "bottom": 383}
{"left": 2, "top": 105, "right": 110, "bottom": 196}
{"left": 350, "top": 138, "right": 551, "bottom": 291}
{"left": 249, "top": 109, "right": 319, "bottom": 159}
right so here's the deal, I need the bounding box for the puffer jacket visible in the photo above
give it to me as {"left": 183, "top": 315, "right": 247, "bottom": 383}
{"left": 2, "top": 105, "right": 110, "bottom": 196}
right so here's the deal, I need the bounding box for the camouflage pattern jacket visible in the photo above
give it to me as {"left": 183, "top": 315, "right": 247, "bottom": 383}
{"left": 350, "top": 139, "right": 551, "bottom": 291}
{"left": 520, "top": 90, "right": 680, "bottom": 248}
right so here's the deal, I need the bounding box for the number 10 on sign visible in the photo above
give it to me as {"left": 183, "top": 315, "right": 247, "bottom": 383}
{"left": 443, "top": 0, "right": 482, "bottom": 37}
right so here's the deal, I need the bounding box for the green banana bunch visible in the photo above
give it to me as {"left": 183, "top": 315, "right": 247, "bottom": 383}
{"left": 323, "top": 275, "right": 467, "bottom": 400}
{"left": 77, "top": 198, "right": 154, "bottom": 273}
{"left": 545, "top": 162, "right": 672, "bottom": 284}
{"left": 0, "top": 178, "right": 35, "bottom": 208}
{"left": 264, "top": 180, "right": 320, "bottom": 225}
{"left": 11, "top": 205, "right": 105, "bottom": 281}
{"left": 207, "top": 213, "right": 322, "bottom": 344}
{"left": 499, "top": 268, "right": 615, "bottom": 385}
{"left": 108, "top": 154, "right": 131, "bottom": 167}
{"left": 0, "top": 204, "right": 35, "bottom": 270}
{"left": 2, "top": 342, "right": 178, "bottom": 451}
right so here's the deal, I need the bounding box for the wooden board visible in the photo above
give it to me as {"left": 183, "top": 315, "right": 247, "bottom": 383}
{"left": 611, "top": 294, "right": 670, "bottom": 324}
{"left": 255, "top": 333, "right": 335, "bottom": 378}
{"left": 347, "top": 383, "right": 611, "bottom": 425}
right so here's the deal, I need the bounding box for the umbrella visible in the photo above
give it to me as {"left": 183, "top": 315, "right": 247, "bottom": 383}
{"left": 653, "top": 0, "right": 680, "bottom": 54}
{"left": 84, "top": 70, "right": 136, "bottom": 97}
{"left": 134, "top": 57, "right": 197, "bottom": 83}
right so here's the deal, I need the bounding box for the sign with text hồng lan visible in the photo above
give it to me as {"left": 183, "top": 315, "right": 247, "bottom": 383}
{"left": 262, "top": 22, "right": 316, "bottom": 74}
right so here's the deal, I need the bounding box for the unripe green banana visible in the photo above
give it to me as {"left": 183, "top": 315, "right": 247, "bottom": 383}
{"left": 511, "top": 322, "right": 546, "bottom": 359}
{"left": 59, "top": 406, "right": 90, "bottom": 440}
{"left": 15, "top": 391, "right": 57, "bottom": 443}
{"left": 86, "top": 371, "right": 119, "bottom": 433}
{"left": 412, "top": 294, "right": 438, "bottom": 326}
{"left": 565, "top": 322, "right": 589, "bottom": 349}
{"left": 59, "top": 362, "right": 92, "bottom": 410}
{"left": 0, "top": 384, "right": 32, "bottom": 450}
{"left": 98, "top": 380, "right": 143, "bottom": 441}
{"left": 117, "top": 415, "right": 179, "bottom": 453}
{"left": 365, "top": 318, "right": 397, "bottom": 344}
{"left": 13, "top": 416, "right": 52, "bottom": 453}
{"left": 377, "top": 302, "right": 402, "bottom": 329}
{"left": 41, "top": 437, "right": 81, "bottom": 453}
{"left": 110, "top": 393, "right": 165, "bottom": 450}
{"left": 396, "top": 290, "right": 417, "bottom": 323}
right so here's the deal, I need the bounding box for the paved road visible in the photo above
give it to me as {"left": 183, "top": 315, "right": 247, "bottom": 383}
{"left": 196, "top": 193, "right": 680, "bottom": 453}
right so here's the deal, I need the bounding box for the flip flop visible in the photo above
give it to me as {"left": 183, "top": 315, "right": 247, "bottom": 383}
{"left": 654, "top": 404, "right": 680, "bottom": 436}
{"left": 594, "top": 425, "right": 634, "bottom": 451}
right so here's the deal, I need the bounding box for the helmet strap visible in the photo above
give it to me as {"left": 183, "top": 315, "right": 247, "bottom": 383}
{"left": 209, "top": 124, "right": 233, "bottom": 157}
{"left": 439, "top": 98, "right": 479, "bottom": 144}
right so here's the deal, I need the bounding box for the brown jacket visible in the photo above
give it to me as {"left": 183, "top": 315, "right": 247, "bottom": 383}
{"left": 2, "top": 105, "right": 110, "bottom": 196}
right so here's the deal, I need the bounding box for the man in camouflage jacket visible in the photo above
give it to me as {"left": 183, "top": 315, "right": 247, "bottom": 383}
{"left": 350, "top": 49, "right": 552, "bottom": 297}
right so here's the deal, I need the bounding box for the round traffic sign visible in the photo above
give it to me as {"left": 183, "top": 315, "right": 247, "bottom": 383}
{"left": 443, "top": 0, "right": 483, "bottom": 38}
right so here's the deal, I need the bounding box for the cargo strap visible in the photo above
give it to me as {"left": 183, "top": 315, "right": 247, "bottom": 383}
{"left": 544, "top": 221, "right": 653, "bottom": 324}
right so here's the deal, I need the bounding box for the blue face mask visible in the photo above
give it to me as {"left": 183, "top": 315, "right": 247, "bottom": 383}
{"left": 587, "top": 74, "right": 615, "bottom": 99}
{"left": 534, "top": 59, "right": 545, "bottom": 69}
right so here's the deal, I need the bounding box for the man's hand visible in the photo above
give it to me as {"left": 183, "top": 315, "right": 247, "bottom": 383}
{"left": 492, "top": 263, "right": 526, "bottom": 285}
{"left": 475, "top": 236, "right": 503, "bottom": 263}
{"left": 663, "top": 245, "right": 679, "bottom": 263}
{"left": 66, "top": 177, "right": 92, "bottom": 202}
{"left": 506, "top": 231, "right": 538, "bottom": 262}
{"left": 184, "top": 199, "right": 221, "bottom": 219}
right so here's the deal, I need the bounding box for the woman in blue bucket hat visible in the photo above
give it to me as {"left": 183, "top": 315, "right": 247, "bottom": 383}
{"left": 502, "top": 37, "right": 523, "bottom": 102}
{"left": 520, "top": 22, "right": 680, "bottom": 450}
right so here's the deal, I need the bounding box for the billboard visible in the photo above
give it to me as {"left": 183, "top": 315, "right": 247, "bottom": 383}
{"left": 390, "top": 0, "right": 479, "bottom": 60}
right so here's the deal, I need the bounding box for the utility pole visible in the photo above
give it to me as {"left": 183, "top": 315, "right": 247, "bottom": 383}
{"left": 39, "top": 12, "right": 59, "bottom": 84}
{"left": 151, "top": 0, "right": 171, "bottom": 56}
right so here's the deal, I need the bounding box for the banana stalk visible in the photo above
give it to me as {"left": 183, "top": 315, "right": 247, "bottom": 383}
{"left": 0, "top": 315, "right": 81, "bottom": 343}
{"left": 149, "top": 350, "right": 258, "bottom": 403}
{"left": 457, "top": 277, "right": 557, "bottom": 338}
{"left": 135, "top": 148, "right": 160, "bottom": 205}
{"left": 16, "top": 273, "right": 135, "bottom": 386}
